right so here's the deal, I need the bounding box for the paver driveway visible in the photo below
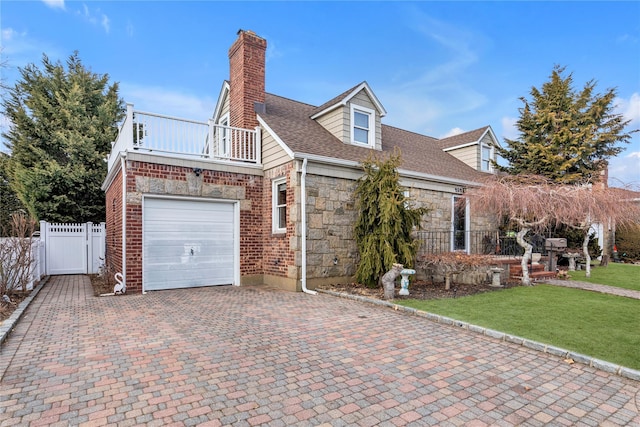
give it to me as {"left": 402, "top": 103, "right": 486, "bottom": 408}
{"left": 1, "top": 275, "right": 639, "bottom": 426}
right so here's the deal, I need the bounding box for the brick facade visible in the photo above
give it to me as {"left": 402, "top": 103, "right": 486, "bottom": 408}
{"left": 262, "top": 163, "right": 298, "bottom": 287}
{"left": 104, "top": 160, "right": 265, "bottom": 293}
{"left": 105, "top": 169, "right": 123, "bottom": 279}
{"left": 228, "top": 30, "right": 266, "bottom": 130}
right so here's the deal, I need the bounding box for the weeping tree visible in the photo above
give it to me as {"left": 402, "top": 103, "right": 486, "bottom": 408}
{"left": 354, "top": 149, "right": 429, "bottom": 288}
{"left": 467, "top": 175, "right": 640, "bottom": 284}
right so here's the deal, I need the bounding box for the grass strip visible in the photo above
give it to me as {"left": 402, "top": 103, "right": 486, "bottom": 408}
{"left": 398, "top": 284, "right": 640, "bottom": 369}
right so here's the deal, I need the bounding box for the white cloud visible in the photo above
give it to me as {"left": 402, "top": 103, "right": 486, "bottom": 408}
{"left": 126, "top": 21, "right": 134, "bottom": 38}
{"left": 75, "top": 3, "right": 110, "bottom": 34}
{"left": 442, "top": 127, "right": 464, "bottom": 138}
{"left": 614, "top": 93, "right": 640, "bottom": 125}
{"left": 608, "top": 153, "right": 640, "bottom": 187}
{"left": 101, "top": 14, "right": 110, "bottom": 33}
{"left": 41, "top": 0, "right": 65, "bottom": 10}
{"left": 501, "top": 116, "right": 518, "bottom": 140}
{"left": 375, "top": 9, "right": 488, "bottom": 135}
{"left": 119, "top": 83, "right": 216, "bottom": 122}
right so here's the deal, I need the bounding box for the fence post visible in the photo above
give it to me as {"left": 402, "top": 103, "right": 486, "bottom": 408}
{"left": 86, "top": 222, "right": 93, "bottom": 274}
{"left": 99, "top": 222, "right": 106, "bottom": 272}
{"left": 40, "top": 220, "right": 48, "bottom": 275}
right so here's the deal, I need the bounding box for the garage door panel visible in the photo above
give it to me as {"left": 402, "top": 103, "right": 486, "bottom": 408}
{"left": 143, "top": 198, "right": 236, "bottom": 291}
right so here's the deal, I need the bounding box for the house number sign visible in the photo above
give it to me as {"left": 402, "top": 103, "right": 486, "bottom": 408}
{"left": 454, "top": 187, "right": 467, "bottom": 194}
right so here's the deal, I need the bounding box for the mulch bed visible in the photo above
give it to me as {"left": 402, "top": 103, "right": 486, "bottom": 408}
{"left": 0, "top": 291, "right": 30, "bottom": 323}
{"left": 318, "top": 279, "right": 523, "bottom": 301}
{"left": 90, "top": 274, "right": 114, "bottom": 296}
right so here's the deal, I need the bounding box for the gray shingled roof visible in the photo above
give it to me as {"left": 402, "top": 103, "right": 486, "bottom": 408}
{"left": 260, "top": 93, "right": 487, "bottom": 183}
{"left": 309, "top": 82, "right": 364, "bottom": 118}
{"left": 438, "top": 127, "right": 489, "bottom": 150}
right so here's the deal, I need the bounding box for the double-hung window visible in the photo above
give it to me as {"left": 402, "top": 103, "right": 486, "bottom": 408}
{"left": 481, "top": 144, "right": 493, "bottom": 172}
{"left": 272, "top": 178, "right": 287, "bottom": 234}
{"left": 351, "top": 105, "right": 375, "bottom": 147}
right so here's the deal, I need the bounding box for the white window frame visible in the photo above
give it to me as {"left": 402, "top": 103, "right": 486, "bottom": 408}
{"left": 350, "top": 104, "right": 375, "bottom": 147}
{"left": 272, "top": 177, "right": 287, "bottom": 234}
{"left": 218, "top": 113, "right": 230, "bottom": 158}
{"left": 481, "top": 143, "right": 493, "bottom": 172}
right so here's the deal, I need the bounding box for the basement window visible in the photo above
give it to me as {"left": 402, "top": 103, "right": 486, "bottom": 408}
{"left": 272, "top": 178, "right": 287, "bottom": 234}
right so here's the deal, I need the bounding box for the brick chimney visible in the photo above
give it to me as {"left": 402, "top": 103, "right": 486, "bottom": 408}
{"left": 228, "top": 29, "right": 266, "bottom": 130}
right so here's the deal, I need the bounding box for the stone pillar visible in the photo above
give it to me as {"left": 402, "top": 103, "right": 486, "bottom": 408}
{"left": 490, "top": 268, "right": 504, "bottom": 287}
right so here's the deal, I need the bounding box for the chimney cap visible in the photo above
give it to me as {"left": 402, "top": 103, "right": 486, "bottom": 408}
{"left": 237, "top": 29, "right": 257, "bottom": 36}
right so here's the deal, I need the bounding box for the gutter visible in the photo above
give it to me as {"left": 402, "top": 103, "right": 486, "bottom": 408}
{"left": 300, "top": 157, "right": 316, "bottom": 295}
{"left": 294, "top": 152, "right": 481, "bottom": 188}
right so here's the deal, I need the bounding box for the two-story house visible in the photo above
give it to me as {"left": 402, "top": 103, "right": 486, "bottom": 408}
{"left": 102, "top": 30, "right": 500, "bottom": 294}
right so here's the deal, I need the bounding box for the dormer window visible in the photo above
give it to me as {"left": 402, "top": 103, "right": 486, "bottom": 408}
{"left": 351, "top": 105, "right": 375, "bottom": 147}
{"left": 481, "top": 144, "right": 493, "bottom": 172}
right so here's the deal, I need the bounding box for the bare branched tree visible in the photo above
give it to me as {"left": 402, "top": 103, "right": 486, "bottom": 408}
{"left": 0, "top": 212, "right": 36, "bottom": 294}
{"left": 467, "top": 175, "right": 640, "bottom": 284}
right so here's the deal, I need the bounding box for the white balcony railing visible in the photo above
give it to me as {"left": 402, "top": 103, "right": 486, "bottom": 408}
{"left": 108, "top": 103, "right": 261, "bottom": 171}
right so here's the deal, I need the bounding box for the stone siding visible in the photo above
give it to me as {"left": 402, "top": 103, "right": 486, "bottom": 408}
{"left": 304, "top": 174, "right": 359, "bottom": 280}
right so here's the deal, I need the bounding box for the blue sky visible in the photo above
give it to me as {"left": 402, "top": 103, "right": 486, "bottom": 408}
{"left": 2, "top": 1, "right": 639, "bottom": 187}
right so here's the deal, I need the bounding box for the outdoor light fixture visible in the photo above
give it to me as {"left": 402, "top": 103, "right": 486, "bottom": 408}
{"left": 193, "top": 168, "right": 202, "bottom": 177}
{"left": 333, "top": 257, "right": 338, "bottom": 265}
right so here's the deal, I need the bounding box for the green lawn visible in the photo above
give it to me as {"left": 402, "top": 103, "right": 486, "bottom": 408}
{"left": 398, "top": 284, "right": 640, "bottom": 369}
{"left": 566, "top": 262, "right": 640, "bottom": 291}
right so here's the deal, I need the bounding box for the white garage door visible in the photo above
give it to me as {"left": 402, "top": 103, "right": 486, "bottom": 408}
{"left": 143, "top": 197, "right": 236, "bottom": 291}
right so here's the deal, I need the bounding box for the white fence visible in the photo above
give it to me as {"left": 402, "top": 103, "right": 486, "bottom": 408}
{"left": 1, "top": 221, "right": 104, "bottom": 293}
{"left": 40, "top": 221, "right": 105, "bottom": 276}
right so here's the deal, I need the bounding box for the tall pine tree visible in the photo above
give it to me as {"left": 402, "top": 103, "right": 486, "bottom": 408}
{"left": 2, "top": 52, "right": 123, "bottom": 223}
{"left": 354, "top": 150, "right": 428, "bottom": 288}
{"left": 495, "top": 65, "right": 634, "bottom": 184}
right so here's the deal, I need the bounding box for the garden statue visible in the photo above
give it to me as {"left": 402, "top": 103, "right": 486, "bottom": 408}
{"left": 381, "top": 263, "right": 404, "bottom": 300}
{"left": 399, "top": 268, "right": 416, "bottom": 296}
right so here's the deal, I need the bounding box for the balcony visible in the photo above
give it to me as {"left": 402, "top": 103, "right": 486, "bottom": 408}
{"left": 108, "top": 103, "right": 261, "bottom": 171}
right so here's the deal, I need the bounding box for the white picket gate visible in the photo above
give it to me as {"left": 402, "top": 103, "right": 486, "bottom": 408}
{"left": 39, "top": 221, "right": 105, "bottom": 275}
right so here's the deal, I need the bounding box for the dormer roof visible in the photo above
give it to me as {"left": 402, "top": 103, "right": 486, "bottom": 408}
{"left": 310, "top": 81, "right": 387, "bottom": 120}
{"left": 439, "top": 126, "right": 498, "bottom": 151}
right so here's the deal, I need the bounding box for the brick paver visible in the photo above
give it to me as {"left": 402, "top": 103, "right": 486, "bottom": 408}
{"left": 1, "top": 275, "right": 639, "bottom": 426}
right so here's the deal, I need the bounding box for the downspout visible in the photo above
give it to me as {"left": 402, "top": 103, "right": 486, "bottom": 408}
{"left": 300, "top": 157, "right": 316, "bottom": 295}
{"left": 120, "top": 154, "right": 127, "bottom": 291}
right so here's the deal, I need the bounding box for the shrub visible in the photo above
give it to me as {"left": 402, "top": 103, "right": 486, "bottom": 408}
{"left": 616, "top": 225, "right": 640, "bottom": 262}
{"left": 0, "top": 212, "right": 36, "bottom": 294}
{"left": 418, "top": 252, "right": 492, "bottom": 290}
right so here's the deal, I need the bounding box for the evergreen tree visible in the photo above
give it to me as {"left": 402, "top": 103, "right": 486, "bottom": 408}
{"left": 0, "top": 153, "right": 25, "bottom": 236}
{"left": 2, "top": 52, "right": 123, "bottom": 223}
{"left": 495, "top": 65, "right": 634, "bottom": 184}
{"left": 354, "top": 150, "right": 429, "bottom": 288}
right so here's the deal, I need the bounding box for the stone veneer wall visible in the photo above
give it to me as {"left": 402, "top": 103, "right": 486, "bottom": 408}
{"left": 301, "top": 175, "right": 498, "bottom": 287}
{"left": 122, "top": 160, "right": 264, "bottom": 293}
{"left": 303, "top": 174, "right": 359, "bottom": 285}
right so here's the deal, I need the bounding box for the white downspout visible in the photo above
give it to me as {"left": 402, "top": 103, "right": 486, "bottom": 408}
{"left": 120, "top": 154, "right": 127, "bottom": 291}
{"left": 300, "top": 157, "right": 316, "bottom": 295}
